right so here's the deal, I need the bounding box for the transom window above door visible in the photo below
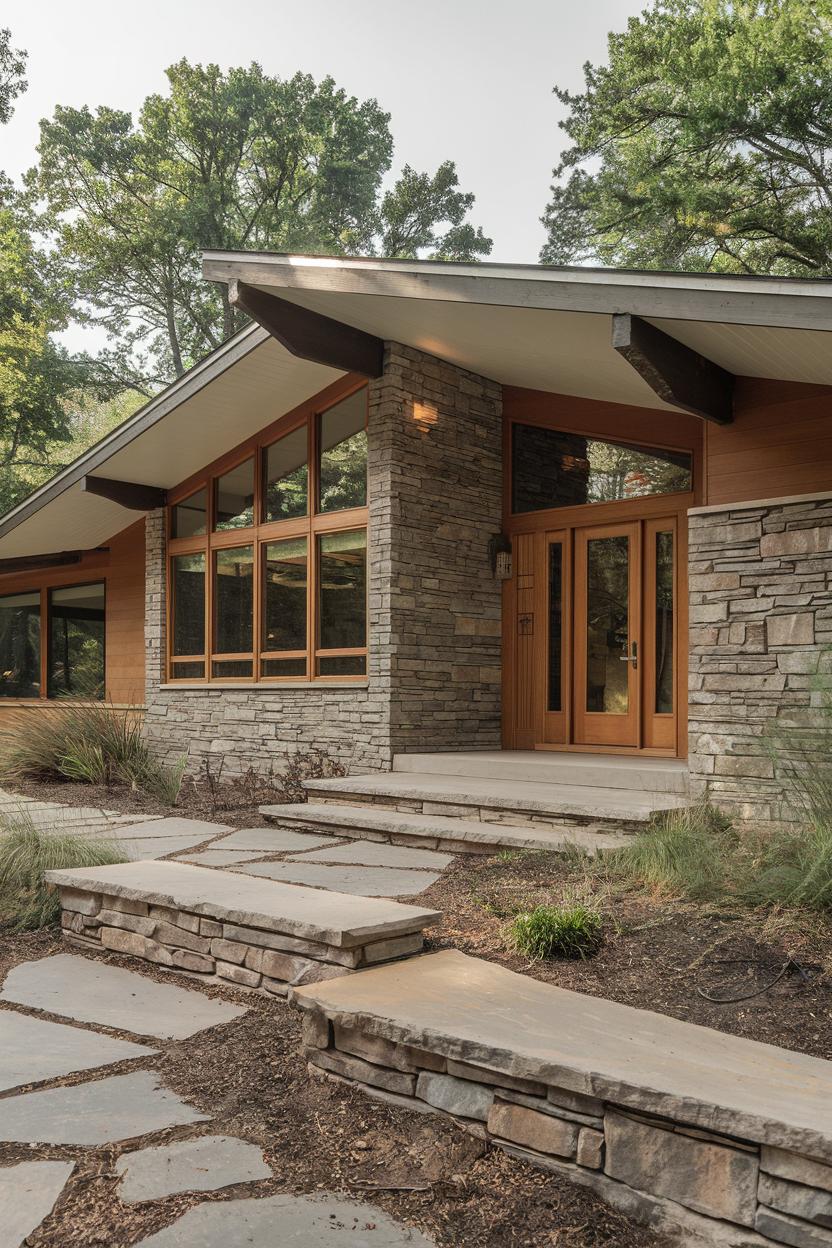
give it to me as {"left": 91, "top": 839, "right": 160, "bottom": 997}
{"left": 511, "top": 424, "right": 693, "bottom": 515}
{"left": 167, "top": 382, "right": 368, "bottom": 685}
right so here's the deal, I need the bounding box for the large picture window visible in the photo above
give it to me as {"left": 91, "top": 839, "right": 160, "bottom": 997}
{"left": 167, "top": 383, "right": 368, "bottom": 684}
{"left": 0, "top": 583, "right": 105, "bottom": 700}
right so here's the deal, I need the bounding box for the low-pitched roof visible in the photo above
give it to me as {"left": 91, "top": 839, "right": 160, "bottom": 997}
{"left": 2, "top": 253, "right": 832, "bottom": 560}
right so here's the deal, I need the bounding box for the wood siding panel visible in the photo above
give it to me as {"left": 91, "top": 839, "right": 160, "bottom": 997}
{"left": 707, "top": 378, "right": 832, "bottom": 505}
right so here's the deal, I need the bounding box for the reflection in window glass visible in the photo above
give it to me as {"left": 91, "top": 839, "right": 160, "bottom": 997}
{"left": 0, "top": 592, "right": 40, "bottom": 698}
{"left": 215, "top": 459, "right": 254, "bottom": 530}
{"left": 264, "top": 427, "right": 308, "bottom": 521}
{"left": 318, "top": 654, "right": 366, "bottom": 676}
{"left": 172, "top": 488, "right": 207, "bottom": 538}
{"left": 319, "top": 529, "right": 366, "bottom": 650}
{"left": 655, "top": 531, "right": 674, "bottom": 714}
{"left": 48, "top": 583, "right": 105, "bottom": 698}
{"left": 171, "top": 661, "right": 204, "bottom": 679}
{"left": 214, "top": 546, "right": 253, "bottom": 654}
{"left": 318, "top": 390, "right": 367, "bottom": 513}
{"left": 548, "top": 544, "right": 562, "bottom": 712}
{"left": 586, "top": 536, "right": 630, "bottom": 714}
{"left": 262, "top": 657, "right": 307, "bottom": 678}
{"left": 171, "top": 553, "right": 205, "bottom": 657}
{"left": 212, "top": 659, "right": 253, "bottom": 678}
{"left": 512, "top": 425, "right": 692, "bottom": 515}
{"left": 263, "top": 537, "right": 307, "bottom": 652}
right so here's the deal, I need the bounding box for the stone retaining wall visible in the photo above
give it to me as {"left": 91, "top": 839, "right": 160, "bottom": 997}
{"left": 689, "top": 493, "right": 832, "bottom": 825}
{"left": 297, "top": 1012, "right": 832, "bottom": 1248}
{"left": 57, "top": 887, "right": 423, "bottom": 999}
{"left": 142, "top": 343, "right": 502, "bottom": 775}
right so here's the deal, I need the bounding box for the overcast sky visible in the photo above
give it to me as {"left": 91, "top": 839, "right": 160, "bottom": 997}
{"left": 2, "top": 0, "right": 645, "bottom": 350}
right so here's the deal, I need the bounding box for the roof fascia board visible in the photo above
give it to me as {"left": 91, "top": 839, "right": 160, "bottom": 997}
{"left": 202, "top": 253, "right": 832, "bottom": 333}
{"left": 0, "top": 322, "right": 268, "bottom": 543}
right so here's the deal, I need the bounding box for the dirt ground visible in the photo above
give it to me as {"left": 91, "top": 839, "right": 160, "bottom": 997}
{"left": 420, "top": 850, "right": 832, "bottom": 1060}
{"left": 0, "top": 930, "right": 665, "bottom": 1248}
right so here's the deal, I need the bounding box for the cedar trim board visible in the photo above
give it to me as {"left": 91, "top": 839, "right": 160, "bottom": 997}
{"left": 202, "top": 251, "right": 832, "bottom": 332}
{"left": 292, "top": 949, "right": 832, "bottom": 1163}
{"left": 44, "top": 860, "right": 440, "bottom": 949}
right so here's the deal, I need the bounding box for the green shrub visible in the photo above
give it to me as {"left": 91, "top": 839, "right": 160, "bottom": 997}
{"left": 609, "top": 801, "right": 736, "bottom": 901}
{"left": 0, "top": 700, "right": 185, "bottom": 804}
{"left": 508, "top": 900, "right": 603, "bottom": 960}
{"left": 739, "top": 822, "right": 832, "bottom": 912}
{"left": 0, "top": 817, "right": 127, "bottom": 930}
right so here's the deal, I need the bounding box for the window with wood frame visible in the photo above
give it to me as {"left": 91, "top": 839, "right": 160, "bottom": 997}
{"left": 0, "top": 582, "right": 106, "bottom": 699}
{"left": 166, "top": 382, "right": 369, "bottom": 684}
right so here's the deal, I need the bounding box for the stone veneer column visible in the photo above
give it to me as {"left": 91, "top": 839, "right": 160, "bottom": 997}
{"left": 368, "top": 343, "right": 503, "bottom": 755}
{"left": 688, "top": 494, "right": 832, "bottom": 825}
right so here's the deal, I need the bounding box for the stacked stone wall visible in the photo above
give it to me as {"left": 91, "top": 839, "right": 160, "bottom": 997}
{"left": 689, "top": 494, "right": 832, "bottom": 824}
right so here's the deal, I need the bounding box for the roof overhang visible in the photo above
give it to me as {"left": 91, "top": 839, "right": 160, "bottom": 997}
{"left": 0, "top": 323, "right": 343, "bottom": 558}
{"left": 202, "top": 252, "right": 832, "bottom": 403}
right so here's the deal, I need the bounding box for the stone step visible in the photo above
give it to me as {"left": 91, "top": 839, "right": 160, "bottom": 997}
{"left": 259, "top": 803, "right": 631, "bottom": 855}
{"left": 44, "top": 861, "right": 441, "bottom": 995}
{"left": 392, "top": 751, "right": 691, "bottom": 796}
{"left": 293, "top": 949, "right": 832, "bottom": 1248}
{"left": 303, "top": 772, "right": 688, "bottom": 827}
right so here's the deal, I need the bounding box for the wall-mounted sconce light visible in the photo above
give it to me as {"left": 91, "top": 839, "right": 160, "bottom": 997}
{"left": 488, "top": 533, "right": 512, "bottom": 580}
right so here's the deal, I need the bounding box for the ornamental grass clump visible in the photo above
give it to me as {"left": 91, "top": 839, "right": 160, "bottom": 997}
{"left": 609, "top": 800, "right": 736, "bottom": 902}
{"left": 0, "top": 700, "right": 185, "bottom": 804}
{"left": 0, "top": 816, "right": 127, "bottom": 930}
{"left": 508, "top": 900, "right": 603, "bottom": 961}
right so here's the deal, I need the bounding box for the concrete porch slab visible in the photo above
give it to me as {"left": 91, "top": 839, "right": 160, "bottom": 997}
{"left": 293, "top": 949, "right": 832, "bottom": 1164}
{"left": 0, "top": 1008, "right": 155, "bottom": 1091}
{"left": 1, "top": 954, "right": 244, "bottom": 1039}
{"left": 44, "top": 860, "right": 441, "bottom": 948}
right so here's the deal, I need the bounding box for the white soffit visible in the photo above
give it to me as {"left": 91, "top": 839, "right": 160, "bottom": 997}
{"left": 0, "top": 330, "right": 342, "bottom": 559}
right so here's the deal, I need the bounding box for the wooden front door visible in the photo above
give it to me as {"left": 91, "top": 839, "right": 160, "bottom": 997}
{"left": 503, "top": 511, "right": 684, "bottom": 755}
{"left": 573, "top": 522, "right": 640, "bottom": 747}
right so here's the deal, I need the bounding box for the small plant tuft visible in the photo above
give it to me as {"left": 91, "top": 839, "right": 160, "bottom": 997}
{"left": 508, "top": 900, "right": 603, "bottom": 960}
{"left": 0, "top": 817, "right": 127, "bottom": 930}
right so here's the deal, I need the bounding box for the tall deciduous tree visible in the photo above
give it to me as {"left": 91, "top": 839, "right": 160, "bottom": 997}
{"left": 541, "top": 0, "right": 832, "bottom": 275}
{"left": 33, "top": 60, "right": 492, "bottom": 384}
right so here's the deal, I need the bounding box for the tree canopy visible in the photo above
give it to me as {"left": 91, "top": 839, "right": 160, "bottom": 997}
{"left": 541, "top": 0, "right": 832, "bottom": 275}
{"left": 33, "top": 60, "right": 492, "bottom": 385}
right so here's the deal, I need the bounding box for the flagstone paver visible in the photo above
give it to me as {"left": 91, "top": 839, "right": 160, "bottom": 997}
{"left": 115, "top": 1134, "right": 271, "bottom": 1202}
{"left": 0, "top": 1070, "right": 208, "bottom": 1145}
{"left": 215, "top": 827, "right": 339, "bottom": 853}
{"left": 1, "top": 954, "right": 245, "bottom": 1039}
{"left": 176, "top": 849, "right": 267, "bottom": 866}
{"left": 0, "top": 1008, "right": 156, "bottom": 1091}
{"left": 121, "top": 834, "right": 218, "bottom": 860}
{"left": 111, "top": 818, "right": 233, "bottom": 840}
{"left": 0, "top": 1160, "right": 75, "bottom": 1248}
{"left": 238, "top": 860, "right": 443, "bottom": 897}
{"left": 287, "top": 840, "right": 454, "bottom": 870}
{"left": 133, "top": 1192, "right": 435, "bottom": 1246}
{"left": 0, "top": 787, "right": 141, "bottom": 832}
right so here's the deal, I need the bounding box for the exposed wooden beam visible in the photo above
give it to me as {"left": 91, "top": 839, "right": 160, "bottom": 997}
{"left": 0, "top": 550, "right": 89, "bottom": 576}
{"left": 612, "top": 313, "right": 734, "bottom": 425}
{"left": 81, "top": 476, "right": 168, "bottom": 510}
{"left": 229, "top": 279, "right": 384, "bottom": 378}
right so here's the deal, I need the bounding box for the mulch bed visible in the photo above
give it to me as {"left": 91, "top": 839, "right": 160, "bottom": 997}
{"left": 419, "top": 850, "right": 832, "bottom": 1061}
{"left": 0, "top": 931, "right": 665, "bottom": 1248}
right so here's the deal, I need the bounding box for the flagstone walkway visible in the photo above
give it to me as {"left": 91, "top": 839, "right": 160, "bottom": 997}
{"left": 0, "top": 949, "right": 435, "bottom": 1245}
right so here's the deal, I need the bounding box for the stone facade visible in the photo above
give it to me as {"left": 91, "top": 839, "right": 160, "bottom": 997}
{"left": 689, "top": 494, "right": 832, "bottom": 825}
{"left": 142, "top": 343, "right": 502, "bottom": 775}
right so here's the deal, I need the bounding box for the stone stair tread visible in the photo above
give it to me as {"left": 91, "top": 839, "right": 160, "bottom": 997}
{"left": 302, "top": 772, "right": 688, "bottom": 822}
{"left": 293, "top": 948, "right": 832, "bottom": 1162}
{"left": 392, "top": 751, "right": 690, "bottom": 796}
{"left": 43, "top": 860, "right": 440, "bottom": 950}
{"left": 260, "top": 803, "right": 630, "bottom": 853}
